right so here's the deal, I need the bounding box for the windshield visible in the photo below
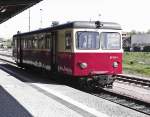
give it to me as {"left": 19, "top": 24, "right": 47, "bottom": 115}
{"left": 100, "top": 32, "right": 121, "bottom": 50}
{"left": 76, "top": 31, "right": 100, "bottom": 49}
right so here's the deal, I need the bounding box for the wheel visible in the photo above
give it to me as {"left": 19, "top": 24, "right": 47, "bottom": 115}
{"left": 86, "top": 78, "right": 98, "bottom": 91}
{"left": 78, "top": 77, "right": 87, "bottom": 90}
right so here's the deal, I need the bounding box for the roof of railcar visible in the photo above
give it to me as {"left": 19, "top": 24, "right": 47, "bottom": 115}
{"left": 14, "top": 21, "right": 122, "bottom": 37}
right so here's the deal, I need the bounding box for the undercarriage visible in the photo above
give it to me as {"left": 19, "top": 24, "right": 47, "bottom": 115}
{"left": 78, "top": 75, "right": 116, "bottom": 91}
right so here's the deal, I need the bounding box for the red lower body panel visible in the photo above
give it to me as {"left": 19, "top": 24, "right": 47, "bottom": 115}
{"left": 13, "top": 49, "right": 122, "bottom": 77}
{"left": 57, "top": 52, "right": 122, "bottom": 77}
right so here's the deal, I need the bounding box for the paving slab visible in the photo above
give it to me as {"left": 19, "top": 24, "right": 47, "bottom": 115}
{"left": 0, "top": 67, "right": 85, "bottom": 117}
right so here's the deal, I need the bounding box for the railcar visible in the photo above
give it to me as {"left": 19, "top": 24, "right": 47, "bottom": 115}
{"left": 12, "top": 21, "right": 123, "bottom": 89}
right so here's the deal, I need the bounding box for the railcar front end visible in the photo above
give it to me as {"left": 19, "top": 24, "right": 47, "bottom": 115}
{"left": 57, "top": 22, "right": 123, "bottom": 89}
{"left": 74, "top": 30, "right": 122, "bottom": 88}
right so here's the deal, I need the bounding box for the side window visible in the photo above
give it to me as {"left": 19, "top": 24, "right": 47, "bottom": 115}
{"left": 23, "top": 39, "right": 25, "bottom": 49}
{"left": 28, "top": 39, "right": 32, "bottom": 49}
{"left": 65, "top": 32, "right": 72, "bottom": 49}
{"left": 13, "top": 38, "right": 17, "bottom": 48}
{"left": 45, "top": 33, "right": 51, "bottom": 49}
{"left": 33, "top": 39, "right": 38, "bottom": 49}
{"left": 38, "top": 34, "right": 45, "bottom": 49}
{"left": 23, "top": 37, "right": 28, "bottom": 49}
{"left": 24, "top": 36, "right": 28, "bottom": 48}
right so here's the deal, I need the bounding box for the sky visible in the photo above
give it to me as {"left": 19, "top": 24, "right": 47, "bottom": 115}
{"left": 1, "top": 0, "right": 150, "bottom": 39}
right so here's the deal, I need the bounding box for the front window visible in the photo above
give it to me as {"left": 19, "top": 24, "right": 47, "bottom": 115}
{"left": 76, "top": 31, "right": 99, "bottom": 49}
{"left": 100, "top": 32, "right": 121, "bottom": 50}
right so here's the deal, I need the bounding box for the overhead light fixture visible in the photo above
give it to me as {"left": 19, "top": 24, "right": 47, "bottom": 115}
{"left": 1, "top": 8, "right": 6, "bottom": 13}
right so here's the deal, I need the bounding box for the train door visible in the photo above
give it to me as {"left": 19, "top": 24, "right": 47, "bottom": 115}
{"left": 51, "top": 31, "right": 58, "bottom": 71}
{"left": 16, "top": 35, "right": 22, "bottom": 65}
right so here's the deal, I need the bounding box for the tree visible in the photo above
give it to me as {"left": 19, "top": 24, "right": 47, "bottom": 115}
{"left": 147, "top": 29, "right": 150, "bottom": 34}
{"left": 130, "top": 30, "right": 137, "bottom": 35}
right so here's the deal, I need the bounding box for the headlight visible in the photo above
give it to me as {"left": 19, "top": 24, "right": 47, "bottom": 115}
{"left": 113, "top": 62, "right": 118, "bottom": 68}
{"left": 80, "top": 63, "right": 88, "bottom": 69}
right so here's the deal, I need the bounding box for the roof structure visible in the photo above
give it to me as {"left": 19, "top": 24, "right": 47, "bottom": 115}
{"left": 0, "top": 0, "right": 43, "bottom": 24}
{"left": 14, "top": 21, "right": 122, "bottom": 36}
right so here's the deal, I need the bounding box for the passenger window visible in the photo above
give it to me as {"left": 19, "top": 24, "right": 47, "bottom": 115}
{"left": 38, "top": 34, "right": 45, "bottom": 49}
{"left": 65, "top": 32, "right": 72, "bottom": 49}
{"left": 14, "top": 39, "right": 17, "bottom": 48}
{"left": 33, "top": 39, "right": 38, "bottom": 49}
{"left": 28, "top": 40, "right": 32, "bottom": 49}
{"left": 45, "top": 33, "right": 51, "bottom": 49}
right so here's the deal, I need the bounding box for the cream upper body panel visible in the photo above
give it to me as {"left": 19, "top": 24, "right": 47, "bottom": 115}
{"left": 57, "top": 28, "right": 74, "bottom": 53}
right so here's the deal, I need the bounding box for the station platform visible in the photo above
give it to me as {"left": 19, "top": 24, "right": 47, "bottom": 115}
{"left": 0, "top": 60, "right": 149, "bottom": 117}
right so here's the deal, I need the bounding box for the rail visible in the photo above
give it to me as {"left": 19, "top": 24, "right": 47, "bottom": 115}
{"left": 92, "top": 88, "right": 150, "bottom": 116}
{"left": 116, "top": 74, "right": 150, "bottom": 88}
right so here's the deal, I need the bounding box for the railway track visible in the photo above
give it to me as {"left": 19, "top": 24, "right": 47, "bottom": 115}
{"left": 0, "top": 53, "right": 150, "bottom": 116}
{"left": 92, "top": 88, "right": 150, "bottom": 116}
{"left": 116, "top": 74, "right": 150, "bottom": 88}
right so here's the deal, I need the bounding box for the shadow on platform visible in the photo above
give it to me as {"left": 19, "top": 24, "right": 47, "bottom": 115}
{"left": 0, "top": 86, "right": 33, "bottom": 117}
{"left": 0, "top": 63, "right": 65, "bottom": 85}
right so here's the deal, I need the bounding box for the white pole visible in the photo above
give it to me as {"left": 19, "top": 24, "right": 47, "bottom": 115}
{"left": 40, "top": 9, "right": 43, "bottom": 28}
{"left": 29, "top": 9, "right": 30, "bottom": 31}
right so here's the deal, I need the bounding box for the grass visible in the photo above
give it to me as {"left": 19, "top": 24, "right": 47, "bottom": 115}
{"left": 123, "top": 52, "right": 150, "bottom": 77}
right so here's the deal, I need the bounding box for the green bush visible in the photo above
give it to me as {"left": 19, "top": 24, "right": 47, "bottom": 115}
{"left": 143, "top": 46, "right": 150, "bottom": 52}
{"left": 133, "top": 46, "right": 141, "bottom": 51}
{"left": 123, "top": 47, "right": 130, "bottom": 51}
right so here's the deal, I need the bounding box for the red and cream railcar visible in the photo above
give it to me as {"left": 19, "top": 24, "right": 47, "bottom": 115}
{"left": 12, "top": 21, "right": 123, "bottom": 88}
